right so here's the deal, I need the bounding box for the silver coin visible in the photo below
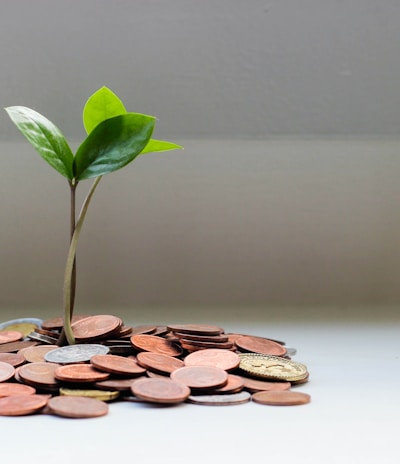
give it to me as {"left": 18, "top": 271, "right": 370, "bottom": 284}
{"left": 187, "top": 391, "right": 251, "bottom": 406}
{"left": 44, "top": 344, "right": 110, "bottom": 364}
{"left": 26, "top": 332, "right": 59, "bottom": 344}
{"left": 285, "top": 347, "right": 297, "bottom": 356}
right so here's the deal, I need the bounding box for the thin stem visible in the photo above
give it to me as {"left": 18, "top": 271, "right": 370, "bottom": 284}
{"left": 70, "top": 180, "right": 77, "bottom": 319}
{"left": 63, "top": 176, "right": 102, "bottom": 345}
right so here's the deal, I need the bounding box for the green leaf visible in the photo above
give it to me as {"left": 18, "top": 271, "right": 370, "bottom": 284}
{"left": 140, "top": 139, "right": 183, "bottom": 155}
{"left": 5, "top": 106, "right": 74, "bottom": 179}
{"left": 74, "top": 113, "right": 155, "bottom": 180}
{"left": 83, "top": 86, "right": 127, "bottom": 134}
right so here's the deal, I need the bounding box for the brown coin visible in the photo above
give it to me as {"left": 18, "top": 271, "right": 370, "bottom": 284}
{"left": 0, "top": 361, "right": 15, "bottom": 382}
{"left": 173, "top": 332, "right": 229, "bottom": 343}
{"left": 47, "top": 395, "right": 109, "bottom": 418}
{"left": 0, "top": 394, "right": 50, "bottom": 416}
{"left": 235, "top": 335, "right": 287, "bottom": 357}
{"left": 241, "top": 377, "right": 291, "bottom": 393}
{"left": 18, "top": 362, "right": 61, "bottom": 388}
{"left": 0, "top": 382, "right": 36, "bottom": 397}
{"left": 153, "top": 326, "right": 170, "bottom": 336}
{"left": 167, "top": 324, "right": 223, "bottom": 336}
{"left": 19, "top": 344, "right": 59, "bottom": 363}
{"left": 55, "top": 364, "right": 110, "bottom": 383}
{"left": 170, "top": 366, "right": 228, "bottom": 390}
{"left": 184, "top": 349, "right": 240, "bottom": 371}
{"left": 71, "top": 315, "right": 122, "bottom": 342}
{"left": 41, "top": 314, "right": 89, "bottom": 331}
{"left": 146, "top": 370, "right": 168, "bottom": 379}
{"left": 131, "top": 377, "right": 191, "bottom": 404}
{"left": 187, "top": 391, "right": 251, "bottom": 406}
{"left": 207, "top": 374, "right": 244, "bottom": 394}
{"left": 95, "top": 377, "right": 143, "bottom": 392}
{"left": 228, "top": 333, "right": 286, "bottom": 346}
{"left": 129, "top": 325, "right": 157, "bottom": 335}
{"left": 0, "top": 330, "right": 23, "bottom": 344}
{"left": 117, "top": 326, "right": 134, "bottom": 337}
{"left": 136, "top": 351, "right": 184, "bottom": 375}
{"left": 0, "top": 352, "right": 25, "bottom": 367}
{"left": 130, "top": 334, "right": 183, "bottom": 357}
{"left": 179, "top": 339, "right": 234, "bottom": 350}
{"left": 90, "top": 354, "right": 146, "bottom": 376}
{"left": 252, "top": 390, "right": 311, "bottom": 406}
{"left": 0, "top": 340, "right": 38, "bottom": 353}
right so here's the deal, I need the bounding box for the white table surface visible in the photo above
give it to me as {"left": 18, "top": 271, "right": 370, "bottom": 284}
{"left": 0, "top": 308, "right": 399, "bottom": 464}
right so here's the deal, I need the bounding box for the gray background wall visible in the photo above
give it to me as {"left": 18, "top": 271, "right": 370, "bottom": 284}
{"left": 1, "top": 1, "right": 400, "bottom": 314}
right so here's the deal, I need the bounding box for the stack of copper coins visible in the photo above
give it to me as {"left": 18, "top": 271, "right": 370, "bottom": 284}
{"left": 0, "top": 315, "right": 311, "bottom": 418}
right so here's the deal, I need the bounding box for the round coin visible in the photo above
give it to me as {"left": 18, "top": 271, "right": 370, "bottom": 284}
{"left": 0, "top": 361, "right": 15, "bottom": 382}
{"left": 71, "top": 315, "right": 122, "bottom": 342}
{"left": 47, "top": 395, "right": 109, "bottom": 418}
{"left": 0, "top": 382, "right": 36, "bottom": 397}
{"left": 60, "top": 387, "right": 120, "bottom": 402}
{"left": 0, "top": 318, "right": 43, "bottom": 337}
{"left": 130, "top": 334, "right": 183, "bottom": 357}
{"left": 238, "top": 354, "right": 308, "bottom": 382}
{"left": 184, "top": 349, "right": 240, "bottom": 371}
{"left": 0, "top": 352, "right": 25, "bottom": 367}
{"left": 167, "top": 324, "right": 223, "bottom": 336}
{"left": 252, "top": 390, "right": 311, "bottom": 406}
{"left": 0, "top": 331, "right": 23, "bottom": 344}
{"left": 235, "top": 335, "right": 287, "bottom": 357}
{"left": 90, "top": 354, "right": 146, "bottom": 376}
{"left": 0, "top": 394, "right": 50, "bottom": 416}
{"left": 44, "top": 344, "right": 110, "bottom": 364}
{"left": 41, "top": 314, "right": 89, "bottom": 331}
{"left": 136, "top": 351, "right": 184, "bottom": 375}
{"left": 131, "top": 377, "right": 190, "bottom": 404}
{"left": 94, "top": 378, "right": 142, "bottom": 392}
{"left": 207, "top": 374, "right": 244, "bottom": 394}
{"left": 171, "top": 366, "right": 228, "bottom": 390}
{"left": 187, "top": 391, "right": 251, "bottom": 406}
{"left": 241, "top": 377, "right": 291, "bottom": 393}
{"left": 18, "top": 362, "right": 61, "bottom": 388}
{"left": 54, "top": 364, "right": 110, "bottom": 383}
{"left": 19, "top": 344, "right": 59, "bottom": 363}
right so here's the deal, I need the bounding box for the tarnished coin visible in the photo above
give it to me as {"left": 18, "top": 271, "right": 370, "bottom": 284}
{"left": 0, "top": 394, "right": 50, "bottom": 416}
{"left": 131, "top": 377, "right": 191, "bottom": 404}
{"left": 59, "top": 387, "right": 120, "bottom": 402}
{"left": 41, "top": 314, "right": 88, "bottom": 331}
{"left": 179, "top": 340, "right": 234, "bottom": 350}
{"left": 0, "top": 340, "right": 38, "bottom": 354}
{"left": 0, "top": 352, "right": 25, "bottom": 367}
{"left": 171, "top": 366, "right": 228, "bottom": 390}
{"left": 187, "top": 391, "right": 251, "bottom": 406}
{"left": 241, "top": 377, "right": 291, "bottom": 393}
{"left": 19, "top": 344, "right": 59, "bottom": 363}
{"left": 0, "top": 331, "right": 23, "bottom": 344}
{"left": 18, "top": 362, "right": 61, "bottom": 388}
{"left": 207, "top": 374, "right": 244, "bottom": 394}
{"left": 54, "top": 364, "right": 110, "bottom": 383}
{"left": 173, "top": 332, "right": 229, "bottom": 343}
{"left": 136, "top": 351, "right": 184, "bottom": 375}
{"left": 129, "top": 325, "right": 157, "bottom": 335}
{"left": 238, "top": 354, "right": 308, "bottom": 382}
{"left": 71, "top": 315, "right": 122, "bottom": 342}
{"left": 130, "top": 334, "right": 183, "bottom": 357}
{"left": 0, "top": 382, "right": 36, "bottom": 397}
{"left": 44, "top": 344, "right": 110, "bottom": 364}
{"left": 90, "top": 354, "right": 146, "bottom": 376}
{"left": 235, "top": 335, "right": 287, "bottom": 357}
{"left": 167, "top": 324, "right": 223, "bottom": 336}
{"left": 252, "top": 390, "right": 311, "bottom": 406}
{"left": 0, "top": 361, "right": 15, "bottom": 382}
{"left": 184, "top": 349, "right": 240, "bottom": 371}
{"left": 94, "top": 378, "right": 142, "bottom": 392}
{"left": 47, "top": 395, "right": 109, "bottom": 418}
{"left": 0, "top": 318, "right": 43, "bottom": 337}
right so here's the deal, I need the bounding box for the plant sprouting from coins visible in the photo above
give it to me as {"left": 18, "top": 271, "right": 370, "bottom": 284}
{"left": 5, "top": 86, "right": 182, "bottom": 345}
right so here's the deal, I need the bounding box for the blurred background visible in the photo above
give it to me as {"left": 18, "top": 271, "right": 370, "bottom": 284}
{"left": 0, "top": 1, "right": 399, "bottom": 321}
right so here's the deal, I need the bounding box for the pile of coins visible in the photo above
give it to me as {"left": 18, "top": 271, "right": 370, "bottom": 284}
{"left": 0, "top": 315, "right": 311, "bottom": 418}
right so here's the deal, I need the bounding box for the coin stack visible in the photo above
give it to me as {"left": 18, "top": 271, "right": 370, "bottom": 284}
{"left": 0, "top": 315, "right": 311, "bottom": 418}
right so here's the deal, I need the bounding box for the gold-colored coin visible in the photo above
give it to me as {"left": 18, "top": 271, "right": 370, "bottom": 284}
{"left": 2, "top": 323, "right": 38, "bottom": 337}
{"left": 238, "top": 354, "right": 308, "bottom": 382}
{"left": 59, "top": 387, "right": 120, "bottom": 402}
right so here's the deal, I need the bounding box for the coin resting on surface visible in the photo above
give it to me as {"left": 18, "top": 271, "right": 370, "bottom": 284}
{"left": 0, "top": 382, "right": 36, "bottom": 397}
{"left": 235, "top": 335, "right": 287, "bottom": 357}
{"left": 0, "top": 394, "right": 50, "bottom": 416}
{"left": 184, "top": 349, "right": 241, "bottom": 371}
{"left": 0, "top": 361, "right": 15, "bottom": 382}
{"left": 170, "top": 366, "right": 228, "bottom": 390}
{"left": 187, "top": 391, "right": 251, "bottom": 406}
{"left": 71, "top": 315, "right": 122, "bottom": 342}
{"left": 130, "top": 334, "right": 183, "bottom": 357}
{"left": 252, "top": 390, "right": 311, "bottom": 406}
{"left": 19, "top": 344, "right": 59, "bottom": 363}
{"left": 90, "top": 354, "right": 146, "bottom": 376}
{"left": 54, "top": 364, "right": 111, "bottom": 383}
{"left": 47, "top": 395, "right": 109, "bottom": 418}
{"left": 44, "top": 344, "right": 110, "bottom": 364}
{"left": 0, "top": 330, "right": 24, "bottom": 345}
{"left": 131, "top": 377, "right": 191, "bottom": 404}
{"left": 136, "top": 351, "right": 184, "bottom": 374}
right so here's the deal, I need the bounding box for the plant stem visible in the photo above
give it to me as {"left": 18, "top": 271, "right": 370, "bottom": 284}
{"left": 63, "top": 176, "right": 102, "bottom": 345}
{"left": 70, "top": 180, "right": 77, "bottom": 318}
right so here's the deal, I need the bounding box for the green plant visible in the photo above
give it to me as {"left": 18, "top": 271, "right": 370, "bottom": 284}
{"left": 5, "top": 86, "right": 182, "bottom": 345}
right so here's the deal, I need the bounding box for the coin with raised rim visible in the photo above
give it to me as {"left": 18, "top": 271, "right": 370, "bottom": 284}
{"left": 187, "top": 391, "right": 251, "bottom": 406}
{"left": 167, "top": 324, "right": 223, "bottom": 336}
{"left": 90, "top": 354, "right": 146, "bottom": 376}
{"left": 71, "top": 315, "right": 122, "bottom": 342}
{"left": 184, "top": 349, "right": 240, "bottom": 371}
{"left": 54, "top": 364, "right": 110, "bottom": 383}
{"left": 238, "top": 354, "right": 308, "bottom": 382}
{"left": 131, "top": 377, "right": 190, "bottom": 404}
{"left": 59, "top": 387, "right": 120, "bottom": 402}
{"left": 0, "top": 352, "right": 25, "bottom": 367}
{"left": 130, "top": 334, "right": 183, "bottom": 357}
{"left": 241, "top": 377, "right": 291, "bottom": 392}
{"left": 235, "top": 335, "right": 287, "bottom": 357}
{"left": 0, "top": 331, "right": 23, "bottom": 344}
{"left": 171, "top": 366, "right": 228, "bottom": 390}
{"left": 19, "top": 344, "right": 59, "bottom": 363}
{"left": 47, "top": 395, "right": 109, "bottom": 418}
{"left": 0, "top": 361, "right": 15, "bottom": 382}
{"left": 0, "top": 394, "right": 50, "bottom": 416}
{"left": 44, "top": 344, "right": 110, "bottom": 364}
{"left": 18, "top": 362, "right": 61, "bottom": 388}
{"left": 0, "top": 382, "right": 36, "bottom": 397}
{"left": 136, "top": 351, "right": 184, "bottom": 375}
{"left": 252, "top": 390, "right": 311, "bottom": 405}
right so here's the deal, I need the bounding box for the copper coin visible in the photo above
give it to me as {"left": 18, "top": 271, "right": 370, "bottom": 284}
{"left": 241, "top": 377, "right": 291, "bottom": 393}
{"left": 41, "top": 314, "right": 89, "bottom": 331}
{"left": 235, "top": 335, "right": 287, "bottom": 356}
{"left": 0, "top": 394, "right": 50, "bottom": 416}
{"left": 0, "top": 361, "right": 15, "bottom": 382}
{"left": 47, "top": 395, "right": 109, "bottom": 418}
{"left": 207, "top": 374, "right": 244, "bottom": 394}
{"left": 0, "top": 382, "right": 36, "bottom": 397}
{"left": 179, "top": 339, "right": 234, "bottom": 350}
{"left": 146, "top": 370, "right": 168, "bottom": 379}
{"left": 54, "top": 364, "right": 110, "bottom": 383}
{"left": 0, "top": 330, "right": 23, "bottom": 344}
{"left": 0, "top": 352, "right": 25, "bottom": 367}
{"left": 131, "top": 377, "right": 190, "bottom": 404}
{"left": 173, "top": 332, "right": 229, "bottom": 343}
{"left": 184, "top": 349, "right": 240, "bottom": 371}
{"left": 18, "top": 361, "right": 61, "bottom": 388}
{"left": 0, "top": 340, "right": 38, "bottom": 353}
{"left": 228, "top": 332, "right": 286, "bottom": 346}
{"left": 19, "top": 344, "right": 59, "bottom": 363}
{"left": 90, "top": 354, "right": 146, "bottom": 376}
{"left": 167, "top": 324, "right": 223, "bottom": 336}
{"left": 171, "top": 366, "right": 228, "bottom": 390}
{"left": 117, "top": 326, "right": 134, "bottom": 337}
{"left": 136, "top": 352, "right": 184, "bottom": 375}
{"left": 187, "top": 391, "right": 251, "bottom": 406}
{"left": 130, "top": 334, "right": 183, "bottom": 357}
{"left": 71, "top": 315, "right": 122, "bottom": 342}
{"left": 252, "top": 390, "right": 311, "bottom": 406}
{"left": 129, "top": 324, "right": 157, "bottom": 335}
{"left": 95, "top": 378, "right": 143, "bottom": 392}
